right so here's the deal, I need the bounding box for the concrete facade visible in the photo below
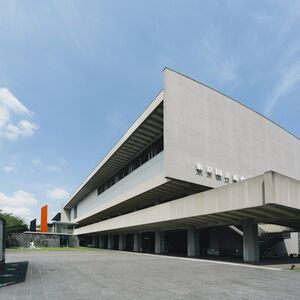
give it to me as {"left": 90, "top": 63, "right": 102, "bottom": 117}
{"left": 164, "top": 69, "right": 300, "bottom": 188}
{"left": 57, "top": 69, "right": 300, "bottom": 262}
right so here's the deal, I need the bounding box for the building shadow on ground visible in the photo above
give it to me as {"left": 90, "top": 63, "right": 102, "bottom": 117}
{"left": 160, "top": 253, "right": 300, "bottom": 268}
{"left": 259, "top": 257, "right": 300, "bottom": 266}
{"left": 0, "top": 261, "right": 28, "bottom": 288}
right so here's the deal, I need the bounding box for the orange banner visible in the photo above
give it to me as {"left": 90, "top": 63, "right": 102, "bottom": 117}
{"left": 40, "top": 205, "right": 48, "bottom": 232}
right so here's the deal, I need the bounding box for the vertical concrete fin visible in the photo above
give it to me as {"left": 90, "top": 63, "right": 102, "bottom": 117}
{"left": 187, "top": 227, "right": 199, "bottom": 257}
{"left": 133, "top": 232, "right": 140, "bottom": 252}
{"left": 155, "top": 230, "right": 165, "bottom": 254}
{"left": 264, "top": 171, "right": 276, "bottom": 205}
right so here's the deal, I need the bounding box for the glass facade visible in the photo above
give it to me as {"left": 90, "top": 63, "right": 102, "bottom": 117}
{"left": 54, "top": 223, "right": 75, "bottom": 234}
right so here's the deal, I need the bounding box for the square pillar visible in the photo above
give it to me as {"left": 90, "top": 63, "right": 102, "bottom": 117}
{"left": 98, "top": 236, "right": 104, "bottom": 248}
{"left": 119, "top": 234, "right": 125, "bottom": 251}
{"left": 92, "top": 236, "right": 98, "bottom": 248}
{"left": 107, "top": 235, "right": 113, "bottom": 249}
{"left": 243, "top": 220, "right": 259, "bottom": 262}
{"left": 155, "top": 230, "right": 165, "bottom": 254}
{"left": 187, "top": 227, "right": 199, "bottom": 257}
{"left": 133, "top": 232, "right": 140, "bottom": 252}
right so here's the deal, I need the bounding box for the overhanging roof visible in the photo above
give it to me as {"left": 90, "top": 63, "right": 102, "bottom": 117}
{"left": 77, "top": 180, "right": 209, "bottom": 227}
{"left": 64, "top": 91, "right": 164, "bottom": 209}
{"left": 52, "top": 212, "right": 61, "bottom": 221}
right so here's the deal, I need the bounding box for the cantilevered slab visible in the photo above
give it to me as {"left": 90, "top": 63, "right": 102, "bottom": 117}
{"left": 74, "top": 171, "right": 300, "bottom": 235}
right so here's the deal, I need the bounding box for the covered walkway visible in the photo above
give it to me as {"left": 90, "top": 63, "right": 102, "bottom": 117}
{"left": 77, "top": 171, "right": 300, "bottom": 262}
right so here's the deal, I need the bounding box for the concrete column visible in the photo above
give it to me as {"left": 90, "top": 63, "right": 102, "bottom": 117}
{"left": 133, "top": 232, "right": 140, "bottom": 252}
{"left": 98, "top": 236, "right": 104, "bottom": 248}
{"left": 119, "top": 234, "right": 125, "bottom": 251}
{"left": 243, "top": 220, "right": 259, "bottom": 262}
{"left": 187, "top": 227, "right": 199, "bottom": 257}
{"left": 155, "top": 230, "right": 165, "bottom": 254}
{"left": 92, "top": 236, "right": 98, "bottom": 248}
{"left": 107, "top": 235, "right": 113, "bottom": 249}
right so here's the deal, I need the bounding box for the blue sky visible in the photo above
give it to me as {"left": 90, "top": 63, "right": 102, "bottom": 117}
{"left": 0, "top": 0, "right": 299, "bottom": 224}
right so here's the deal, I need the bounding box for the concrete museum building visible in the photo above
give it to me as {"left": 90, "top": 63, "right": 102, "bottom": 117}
{"left": 57, "top": 68, "right": 300, "bottom": 262}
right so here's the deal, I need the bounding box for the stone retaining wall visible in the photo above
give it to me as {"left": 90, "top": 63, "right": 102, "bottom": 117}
{"left": 68, "top": 234, "right": 80, "bottom": 247}
{"left": 7, "top": 233, "right": 79, "bottom": 248}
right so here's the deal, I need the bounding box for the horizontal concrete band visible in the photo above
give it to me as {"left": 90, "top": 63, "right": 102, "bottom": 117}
{"left": 74, "top": 171, "right": 300, "bottom": 235}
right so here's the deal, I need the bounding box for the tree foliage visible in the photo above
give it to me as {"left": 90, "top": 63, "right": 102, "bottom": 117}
{"left": 0, "top": 210, "right": 28, "bottom": 234}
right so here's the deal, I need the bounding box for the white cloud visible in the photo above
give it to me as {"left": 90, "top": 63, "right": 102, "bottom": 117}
{"left": 47, "top": 165, "right": 61, "bottom": 172}
{"left": 4, "top": 123, "right": 20, "bottom": 140}
{"left": 0, "top": 190, "right": 38, "bottom": 206}
{"left": 0, "top": 104, "right": 10, "bottom": 127}
{"left": 0, "top": 190, "right": 38, "bottom": 222}
{"left": 59, "top": 158, "right": 68, "bottom": 165}
{"left": 0, "top": 88, "right": 38, "bottom": 140}
{"left": 19, "top": 119, "right": 38, "bottom": 136}
{"left": 264, "top": 59, "right": 300, "bottom": 116}
{"left": 2, "top": 206, "right": 34, "bottom": 221}
{"left": 106, "top": 111, "right": 128, "bottom": 132}
{"left": 247, "top": 11, "right": 274, "bottom": 24}
{"left": 279, "top": 0, "right": 300, "bottom": 35}
{"left": 31, "top": 157, "right": 41, "bottom": 165}
{"left": 31, "top": 158, "right": 63, "bottom": 172}
{"left": 4, "top": 119, "right": 38, "bottom": 140}
{"left": 3, "top": 165, "right": 15, "bottom": 172}
{"left": 218, "top": 57, "right": 239, "bottom": 84}
{"left": 46, "top": 188, "right": 69, "bottom": 200}
{"left": 196, "top": 29, "right": 240, "bottom": 88}
{"left": 0, "top": 88, "right": 30, "bottom": 115}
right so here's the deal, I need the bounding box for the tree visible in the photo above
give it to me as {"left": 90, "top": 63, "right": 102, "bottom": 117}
{"left": 0, "top": 210, "right": 28, "bottom": 235}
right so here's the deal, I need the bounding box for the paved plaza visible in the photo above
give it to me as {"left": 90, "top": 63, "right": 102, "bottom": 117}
{"left": 1, "top": 249, "right": 300, "bottom": 300}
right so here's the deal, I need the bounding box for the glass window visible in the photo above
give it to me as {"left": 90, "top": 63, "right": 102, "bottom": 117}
{"left": 97, "top": 136, "right": 163, "bottom": 196}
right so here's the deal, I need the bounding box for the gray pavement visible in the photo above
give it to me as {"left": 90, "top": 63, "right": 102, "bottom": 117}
{"left": 1, "top": 249, "right": 300, "bottom": 300}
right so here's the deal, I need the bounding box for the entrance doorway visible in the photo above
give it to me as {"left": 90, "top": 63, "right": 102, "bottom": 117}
{"left": 199, "top": 229, "right": 209, "bottom": 256}
{"left": 141, "top": 232, "right": 155, "bottom": 253}
{"left": 102, "top": 236, "right": 108, "bottom": 249}
{"left": 60, "top": 235, "right": 69, "bottom": 247}
{"left": 125, "top": 234, "right": 134, "bottom": 251}
{"left": 165, "top": 230, "right": 187, "bottom": 256}
{"left": 113, "top": 235, "right": 119, "bottom": 250}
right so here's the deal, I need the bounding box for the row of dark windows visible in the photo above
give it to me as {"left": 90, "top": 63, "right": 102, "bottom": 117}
{"left": 74, "top": 205, "right": 77, "bottom": 219}
{"left": 97, "top": 136, "right": 163, "bottom": 196}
